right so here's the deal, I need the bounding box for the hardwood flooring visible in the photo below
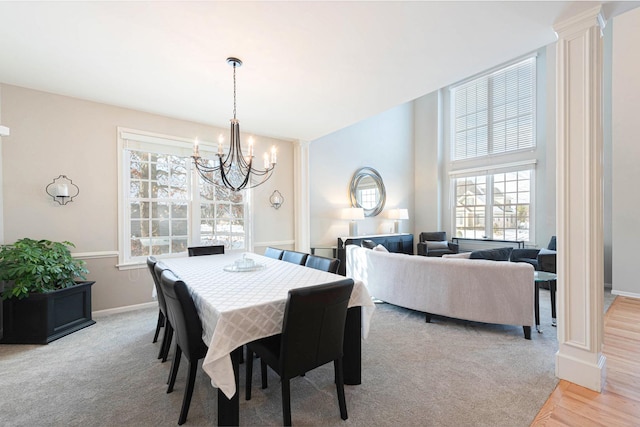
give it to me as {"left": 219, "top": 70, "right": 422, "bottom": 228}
{"left": 531, "top": 296, "right": 640, "bottom": 426}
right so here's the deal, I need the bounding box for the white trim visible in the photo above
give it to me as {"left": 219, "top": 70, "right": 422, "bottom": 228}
{"left": 254, "top": 239, "right": 295, "bottom": 247}
{"left": 611, "top": 289, "right": 640, "bottom": 299}
{"left": 449, "top": 52, "right": 540, "bottom": 91}
{"left": 72, "top": 251, "right": 118, "bottom": 259}
{"left": 449, "top": 159, "right": 537, "bottom": 177}
{"left": 93, "top": 301, "right": 157, "bottom": 318}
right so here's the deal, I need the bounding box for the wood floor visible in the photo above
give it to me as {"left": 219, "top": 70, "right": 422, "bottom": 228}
{"left": 531, "top": 296, "right": 640, "bottom": 426}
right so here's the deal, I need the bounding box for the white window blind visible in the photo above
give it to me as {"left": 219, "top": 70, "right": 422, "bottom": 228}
{"left": 452, "top": 57, "right": 536, "bottom": 161}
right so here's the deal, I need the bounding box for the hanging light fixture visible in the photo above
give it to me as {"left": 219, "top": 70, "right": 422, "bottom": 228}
{"left": 192, "top": 57, "right": 277, "bottom": 191}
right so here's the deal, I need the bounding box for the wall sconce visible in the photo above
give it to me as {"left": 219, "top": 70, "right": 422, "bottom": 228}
{"left": 388, "top": 208, "right": 409, "bottom": 233}
{"left": 343, "top": 207, "right": 365, "bottom": 236}
{"left": 45, "top": 175, "right": 79, "bottom": 205}
{"left": 269, "top": 190, "right": 284, "bottom": 209}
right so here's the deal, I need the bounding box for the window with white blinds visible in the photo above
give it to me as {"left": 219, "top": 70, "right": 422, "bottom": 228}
{"left": 451, "top": 57, "right": 536, "bottom": 161}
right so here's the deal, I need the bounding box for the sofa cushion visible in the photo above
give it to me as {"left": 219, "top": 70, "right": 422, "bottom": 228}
{"left": 373, "top": 244, "right": 389, "bottom": 253}
{"left": 361, "top": 240, "right": 377, "bottom": 249}
{"left": 469, "top": 247, "right": 513, "bottom": 261}
{"left": 425, "top": 240, "right": 449, "bottom": 250}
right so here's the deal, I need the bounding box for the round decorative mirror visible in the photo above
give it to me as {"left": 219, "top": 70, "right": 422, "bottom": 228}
{"left": 349, "top": 167, "right": 386, "bottom": 217}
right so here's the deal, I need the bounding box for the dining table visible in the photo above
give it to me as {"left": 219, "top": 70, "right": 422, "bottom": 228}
{"left": 160, "top": 252, "right": 375, "bottom": 425}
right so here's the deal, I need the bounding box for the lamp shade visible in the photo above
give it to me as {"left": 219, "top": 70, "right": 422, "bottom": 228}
{"left": 389, "top": 208, "right": 409, "bottom": 220}
{"left": 344, "top": 207, "right": 365, "bottom": 221}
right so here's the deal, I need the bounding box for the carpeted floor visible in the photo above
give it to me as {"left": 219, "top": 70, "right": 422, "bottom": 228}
{"left": 0, "top": 287, "right": 607, "bottom": 426}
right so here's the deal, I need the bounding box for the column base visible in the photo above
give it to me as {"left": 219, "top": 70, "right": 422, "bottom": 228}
{"left": 556, "top": 350, "right": 606, "bottom": 392}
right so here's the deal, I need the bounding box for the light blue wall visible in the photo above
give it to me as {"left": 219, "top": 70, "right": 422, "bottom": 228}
{"left": 309, "top": 103, "right": 415, "bottom": 248}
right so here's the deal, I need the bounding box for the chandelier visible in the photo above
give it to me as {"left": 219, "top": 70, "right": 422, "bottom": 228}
{"left": 192, "top": 57, "right": 276, "bottom": 191}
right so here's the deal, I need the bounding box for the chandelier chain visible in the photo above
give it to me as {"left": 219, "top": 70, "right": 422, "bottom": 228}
{"left": 233, "top": 62, "right": 237, "bottom": 120}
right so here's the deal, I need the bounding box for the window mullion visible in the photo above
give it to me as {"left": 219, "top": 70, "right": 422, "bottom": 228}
{"left": 486, "top": 174, "right": 493, "bottom": 239}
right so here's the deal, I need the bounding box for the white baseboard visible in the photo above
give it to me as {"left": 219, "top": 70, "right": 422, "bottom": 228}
{"left": 611, "top": 289, "right": 640, "bottom": 299}
{"left": 93, "top": 301, "right": 157, "bottom": 317}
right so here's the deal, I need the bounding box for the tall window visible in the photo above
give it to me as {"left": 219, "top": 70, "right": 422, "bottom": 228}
{"left": 450, "top": 56, "right": 536, "bottom": 242}
{"left": 119, "top": 129, "right": 249, "bottom": 265}
{"left": 454, "top": 169, "right": 532, "bottom": 241}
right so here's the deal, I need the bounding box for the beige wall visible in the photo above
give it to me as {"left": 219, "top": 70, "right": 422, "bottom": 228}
{"left": 0, "top": 84, "right": 295, "bottom": 310}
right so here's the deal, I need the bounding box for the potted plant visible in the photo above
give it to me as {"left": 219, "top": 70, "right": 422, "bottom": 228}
{"left": 0, "top": 238, "right": 95, "bottom": 344}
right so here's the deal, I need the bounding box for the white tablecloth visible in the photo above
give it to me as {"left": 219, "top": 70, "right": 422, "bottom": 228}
{"left": 160, "top": 252, "right": 375, "bottom": 398}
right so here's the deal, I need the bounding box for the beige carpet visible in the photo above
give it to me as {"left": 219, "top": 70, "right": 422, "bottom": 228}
{"left": 0, "top": 287, "right": 582, "bottom": 426}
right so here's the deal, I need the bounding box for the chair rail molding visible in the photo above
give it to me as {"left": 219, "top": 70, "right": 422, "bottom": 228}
{"left": 554, "top": 5, "right": 606, "bottom": 392}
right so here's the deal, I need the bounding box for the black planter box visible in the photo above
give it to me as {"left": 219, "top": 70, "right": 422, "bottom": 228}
{"left": 1, "top": 281, "right": 95, "bottom": 344}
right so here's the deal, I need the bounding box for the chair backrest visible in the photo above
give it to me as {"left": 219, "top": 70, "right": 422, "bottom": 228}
{"left": 281, "top": 250, "right": 309, "bottom": 265}
{"left": 159, "top": 268, "right": 206, "bottom": 360}
{"left": 420, "top": 231, "right": 447, "bottom": 242}
{"left": 147, "top": 256, "right": 168, "bottom": 315}
{"left": 305, "top": 254, "right": 340, "bottom": 274}
{"left": 188, "top": 245, "right": 225, "bottom": 257}
{"left": 279, "top": 279, "right": 354, "bottom": 379}
{"left": 264, "top": 246, "right": 285, "bottom": 260}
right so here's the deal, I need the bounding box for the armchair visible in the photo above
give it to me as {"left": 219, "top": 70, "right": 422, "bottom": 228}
{"left": 510, "top": 236, "right": 557, "bottom": 273}
{"left": 417, "top": 231, "right": 459, "bottom": 257}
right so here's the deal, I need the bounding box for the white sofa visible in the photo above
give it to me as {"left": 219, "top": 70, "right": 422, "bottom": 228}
{"left": 346, "top": 245, "right": 535, "bottom": 338}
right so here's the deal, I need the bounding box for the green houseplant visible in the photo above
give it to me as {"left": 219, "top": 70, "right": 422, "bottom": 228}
{"left": 0, "top": 238, "right": 95, "bottom": 344}
{"left": 0, "top": 238, "right": 89, "bottom": 300}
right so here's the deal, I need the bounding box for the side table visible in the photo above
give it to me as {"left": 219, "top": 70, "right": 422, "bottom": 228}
{"left": 534, "top": 271, "right": 557, "bottom": 332}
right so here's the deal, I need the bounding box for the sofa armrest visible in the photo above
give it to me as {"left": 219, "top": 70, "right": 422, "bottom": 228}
{"left": 417, "top": 241, "right": 427, "bottom": 256}
{"left": 447, "top": 242, "right": 459, "bottom": 253}
{"left": 537, "top": 249, "right": 556, "bottom": 273}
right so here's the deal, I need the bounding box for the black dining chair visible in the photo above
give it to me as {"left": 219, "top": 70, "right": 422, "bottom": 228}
{"left": 304, "top": 254, "right": 340, "bottom": 274}
{"left": 245, "top": 279, "right": 354, "bottom": 426}
{"left": 264, "top": 246, "right": 285, "bottom": 260}
{"left": 188, "top": 245, "right": 225, "bottom": 257}
{"left": 159, "top": 269, "right": 209, "bottom": 426}
{"left": 147, "top": 256, "right": 173, "bottom": 362}
{"left": 281, "top": 250, "right": 308, "bottom": 266}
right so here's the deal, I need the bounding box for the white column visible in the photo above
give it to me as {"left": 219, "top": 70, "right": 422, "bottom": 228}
{"left": 293, "top": 140, "right": 310, "bottom": 252}
{"left": 554, "top": 6, "right": 606, "bottom": 391}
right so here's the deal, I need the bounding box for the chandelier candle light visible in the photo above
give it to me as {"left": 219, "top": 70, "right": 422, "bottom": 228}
{"left": 192, "top": 57, "right": 277, "bottom": 191}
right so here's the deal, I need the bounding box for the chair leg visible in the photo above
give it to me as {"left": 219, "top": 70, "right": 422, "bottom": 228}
{"left": 261, "top": 359, "right": 268, "bottom": 389}
{"left": 245, "top": 349, "right": 254, "bottom": 400}
{"left": 281, "top": 378, "right": 292, "bottom": 426}
{"left": 178, "top": 360, "right": 198, "bottom": 425}
{"left": 158, "top": 320, "right": 171, "bottom": 360}
{"left": 334, "top": 358, "right": 348, "bottom": 420}
{"left": 161, "top": 323, "right": 174, "bottom": 363}
{"left": 153, "top": 310, "right": 164, "bottom": 343}
{"left": 167, "top": 345, "right": 182, "bottom": 393}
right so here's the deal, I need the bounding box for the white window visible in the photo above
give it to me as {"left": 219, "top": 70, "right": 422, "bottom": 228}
{"left": 452, "top": 57, "right": 535, "bottom": 161}
{"left": 118, "top": 129, "right": 249, "bottom": 266}
{"left": 453, "top": 168, "right": 533, "bottom": 242}
{"left": 449, "top": 56, "right": 537, "bottom": 242}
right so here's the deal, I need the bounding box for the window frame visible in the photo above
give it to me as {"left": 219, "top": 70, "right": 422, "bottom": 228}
{"left": 447, "top": 54, "right": 539, "bottom": 244}
{"left": 117, "top": 128, "right": 252, "bottom": 268}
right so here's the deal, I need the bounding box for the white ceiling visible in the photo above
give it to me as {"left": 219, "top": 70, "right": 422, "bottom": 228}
{"left": 0, "top": 1, "right": 636, "bottom": 141}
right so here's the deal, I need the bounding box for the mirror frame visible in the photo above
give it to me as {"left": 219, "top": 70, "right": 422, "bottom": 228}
{"left": 349, "top": 167, "right": 386, "bottom": 217}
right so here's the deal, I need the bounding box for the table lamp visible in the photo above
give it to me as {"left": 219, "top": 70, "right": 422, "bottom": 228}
{"left": 389, "top": 208, "right": 409, "bottom": 233}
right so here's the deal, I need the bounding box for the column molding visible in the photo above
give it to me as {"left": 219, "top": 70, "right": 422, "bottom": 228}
{"left": 293, "top": 140, "right": 310, "bottom": 252}
{"left": 554, "top": 5, "right": 606, "bottom": 391}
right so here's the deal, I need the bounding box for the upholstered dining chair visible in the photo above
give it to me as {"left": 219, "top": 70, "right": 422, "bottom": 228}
{"left": 245, "top": 279, "right": 354, "bottom": 426}
{"left": 147, "top": 256, "right": 173, "bottom": 362}
{"left": 264, "top": 246, "right": 285, "bottom": 260}
{"left": 304, "top": 254, "right": 340, "bottom": 274}
{"left": 187, "top": 245, "right": 225, "bottom": 257}
{"left": 159, "top": 269, "right": 209, "bottom": 426}
{"left": 281, "top": 250, "right": 309, "bottom": 266}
